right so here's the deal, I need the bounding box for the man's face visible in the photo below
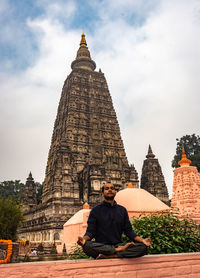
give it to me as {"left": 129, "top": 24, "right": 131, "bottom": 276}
{"left": 102, "top": 184, "right": 116, "bottom": 201}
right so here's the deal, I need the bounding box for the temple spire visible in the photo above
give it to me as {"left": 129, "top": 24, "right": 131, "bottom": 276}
{"left": 71, "top": 33, "right": 96, "bottom": 71}
{"left": 22, "top": 172, "right": 37, "bottom": 211}
{"left": 141, "top": 145, "right": 169, "bottom": 204}
{"left": 80, "top": 33, "right": 87, "bottom": 47}
{"left": 178, "top": 146, "right": 191, "bottom": 167}
{"left": 146, "top": 144, "right": 155, "bottom": 159}
{"left": 127, "top": 182, "right": 134, "bottom": 188}
{"left": 83, "top": 202, "right": 90, "bottom": 209}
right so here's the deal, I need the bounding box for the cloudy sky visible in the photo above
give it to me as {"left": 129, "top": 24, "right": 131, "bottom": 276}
{"left": 0, "top": 0, "right": 199, "bottom": 197}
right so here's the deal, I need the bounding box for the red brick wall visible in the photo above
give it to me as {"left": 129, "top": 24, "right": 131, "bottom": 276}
{"left": 1, "top": 253, "right": 200, "bottom": 278}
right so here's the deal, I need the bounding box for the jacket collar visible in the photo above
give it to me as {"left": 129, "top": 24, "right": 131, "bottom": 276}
{"left": 102, "top": 200, "right": 117, "bottom": 207}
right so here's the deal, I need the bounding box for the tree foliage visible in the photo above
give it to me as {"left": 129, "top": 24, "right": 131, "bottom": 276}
{"left": 0, "top": 198, "right": 24, "bottom": 241}
{"left": 172, "top": 134, "right": 200, "bottom": 172}
{"left": 68, "top": 244, "right": 90, "bottom": 259}
{"left": 123, "top": 212, "right": 200, "bottom": 254}
{"left": 0, "top": 180, "right": 43, "bottom": 204}
{"left": 35, "top": 182, "right": 43, "bottom": 204}
{"left": 0, "top": 180, "right": 24, "bottom": 203}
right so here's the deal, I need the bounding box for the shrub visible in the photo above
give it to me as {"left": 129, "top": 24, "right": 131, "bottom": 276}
{"left": 124, "top": 211, "right": 200, "bottom": 254}
{"left": 68, "top": 244, "right": 90, "bottom": 259}
{"left": 0, "top": 198, "right": 24, "bottom": 241}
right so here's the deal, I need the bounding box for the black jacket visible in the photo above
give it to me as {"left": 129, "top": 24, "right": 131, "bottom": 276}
{"left": 84, "top": 200, "right": 138, "bottom": 245}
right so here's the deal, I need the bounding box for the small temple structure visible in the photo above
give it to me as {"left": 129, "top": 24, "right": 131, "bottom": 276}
{"left": 171, "top": 146, "right": 200, "bottom": 223}
{"left": 140, "top": 145, "right": 169, "bottom": 205}
{"left": 22, "top": 172, "right": 37, "bottom": 212}
{"left": 59, "top": 203, "right": 91, "bottom": 253}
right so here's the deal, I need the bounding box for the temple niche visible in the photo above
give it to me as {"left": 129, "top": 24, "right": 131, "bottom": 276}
{"left": 18, "top": 34, "right": 139, "bottom": 242}
{"left": 140, "top": 145, "right": 169, "bottom": 205}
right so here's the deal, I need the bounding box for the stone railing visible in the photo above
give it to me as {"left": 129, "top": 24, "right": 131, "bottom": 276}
{"left": 0, "top": 252, "right": 200, "bottom": 277}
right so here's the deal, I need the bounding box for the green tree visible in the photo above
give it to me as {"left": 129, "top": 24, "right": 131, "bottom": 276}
{"left": 172, "top": 134, "right": 200, "bottom": 172}
{"left": 0, "top": 198, "right": 24, "bottom": 241}
{"left": 0, "top": 180, "right": 43, "bottom": 204}
{"left": 122, "top": 212, "right": 200, "bottom": 254}
{"left": 35, "top": 182, "right": 43, "bottom": 204}
{"left": 0, "top": 180, "right": 24, "bottom": 203}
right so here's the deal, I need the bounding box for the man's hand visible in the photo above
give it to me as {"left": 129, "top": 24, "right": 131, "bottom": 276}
{"left": 142, "top": 238, "right": 152, "bottom": 246}
{"left": 77, "top": 236, "right": 86, "bottom": 246}
{"left": 77, "top": 235, "right": 91, "bottom": 246}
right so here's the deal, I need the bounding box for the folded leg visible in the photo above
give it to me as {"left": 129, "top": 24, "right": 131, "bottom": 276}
{"left": 82, "top": 241, "right": 115, "bottom": 259}
{"left": 116, "top": 242, "right": 148, "bottom": 258}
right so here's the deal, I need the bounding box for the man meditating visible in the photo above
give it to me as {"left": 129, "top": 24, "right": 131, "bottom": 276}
{"left": 77, "top": 183, "right": 152, "bottom": 259}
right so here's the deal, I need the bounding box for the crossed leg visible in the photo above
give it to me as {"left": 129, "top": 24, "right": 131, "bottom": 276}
{"left": 77, "top": 237, "right": 147, "bottom": 259}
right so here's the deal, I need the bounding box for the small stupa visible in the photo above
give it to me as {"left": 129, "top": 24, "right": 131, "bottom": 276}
{"left": 58, "top": 203, "right": 91, "bottom": 253}
{"left": 171, "top": 146, "right": 200, "bottom": 223}
{"left": 115, "top": 183, "right": 170, "bottom": 218}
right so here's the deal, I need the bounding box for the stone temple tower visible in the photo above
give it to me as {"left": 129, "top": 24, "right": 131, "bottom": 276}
{"left": 18, "top": 34, "right": 138, "bottom": 242}
{"left": 140, "top": 145, "right": 169, "bottom": 204}
{"left": 22, "top": 172, "right": 37, "bottom": 212}
{"left": 42, "top": 33, "right": 138, "bottom": 209}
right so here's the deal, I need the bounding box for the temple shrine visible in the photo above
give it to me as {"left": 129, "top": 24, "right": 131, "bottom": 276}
{"left": 140, "top": 145, "right": 169, "bottom": 205}
{"left": 171, "top": 146, "right": 200, "bottom": 223}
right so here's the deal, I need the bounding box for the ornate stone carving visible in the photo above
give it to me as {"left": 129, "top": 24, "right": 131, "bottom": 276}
{"left": 171, "top": 146, "right": 200, "bottom": 223}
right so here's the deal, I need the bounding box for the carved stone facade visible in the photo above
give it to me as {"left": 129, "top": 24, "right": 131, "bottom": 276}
{"left": 140, "top": 145, "right": 169, "bottom": 204}
{"left": 171, "top": 147, "right": 200, "bottom": 223}
{"left": 18, "top": 34, "right": 139, "bottom": 242}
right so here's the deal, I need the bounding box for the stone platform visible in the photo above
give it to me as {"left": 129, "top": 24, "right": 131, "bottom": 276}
{"left": 1, "top": 253, "right": 200, "bottom": 278}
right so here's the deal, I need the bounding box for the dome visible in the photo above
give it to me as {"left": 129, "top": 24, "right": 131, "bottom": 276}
{"left": 64, "top": 208, "right": 91, "bottom": 226}
{"left": 115, "top": 187, "right": 169, "bottom": 212}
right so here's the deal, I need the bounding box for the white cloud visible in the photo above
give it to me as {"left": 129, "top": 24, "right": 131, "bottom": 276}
{"left": 0, "top": 0, "right": 200, "bottom": 199}
{"left": 91, "top": 0, "right": 200, "bottom": 196}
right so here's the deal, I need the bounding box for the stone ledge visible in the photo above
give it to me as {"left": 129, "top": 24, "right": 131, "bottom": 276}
{"left": 1, "top": 253, "right": 200, "bottom": 278}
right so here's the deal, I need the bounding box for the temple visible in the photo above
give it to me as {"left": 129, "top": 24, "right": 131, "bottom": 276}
{"left": 140, "top": 145, "right": 169, "bottom": 204}
{"left": 18, "top": 34, "right": 139, "bottom": 242}
{"left": 22, "top": 172, "right": 37, "bottom": 212}
{"left": 171, "top": 146, "right": 200, "bottom": 223}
